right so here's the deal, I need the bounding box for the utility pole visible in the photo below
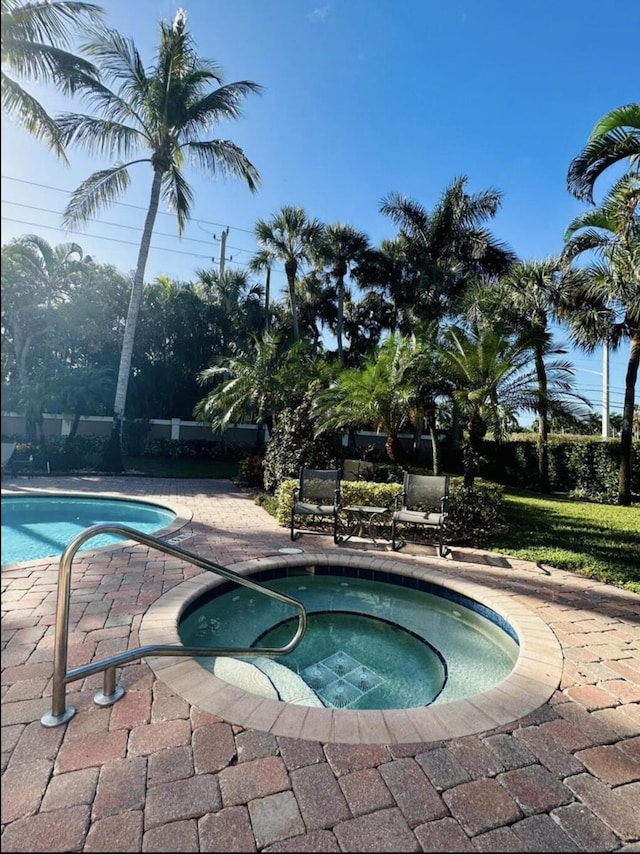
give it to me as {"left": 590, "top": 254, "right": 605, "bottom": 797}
{"left": 218, "top": 226, "right": 229, "bottom": 276}
{"left": 265, "top": 266, "right": 271, "bottom": 332}
{"left": 602, "top": 341, "right": 610, "bottom": 439}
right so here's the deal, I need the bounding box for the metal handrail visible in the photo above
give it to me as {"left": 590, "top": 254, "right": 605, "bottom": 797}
{"left": 41, "top": 524, "right": 307, "bottom": 727}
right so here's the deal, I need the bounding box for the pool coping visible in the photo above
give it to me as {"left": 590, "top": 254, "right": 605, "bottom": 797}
{"left": 140, "top": 550, "right": 563, "bottom": 745}
{"left": 0, "top": 489, "right": 193, "bottom": 570}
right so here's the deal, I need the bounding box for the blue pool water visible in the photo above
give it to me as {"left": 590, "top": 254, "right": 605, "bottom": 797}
{"left": 1, "top": 496, "right": 176, "bottom": 565}
{"left": 179, "top": 568, "right": 519, "bottom": 710}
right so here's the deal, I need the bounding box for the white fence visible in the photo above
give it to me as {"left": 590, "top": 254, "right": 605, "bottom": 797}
{"left": 1, "top": 412, "right": 434, "bottom": 458}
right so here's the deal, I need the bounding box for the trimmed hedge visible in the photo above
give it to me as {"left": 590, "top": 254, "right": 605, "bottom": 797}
{"left": 478, "top": 437, "right": 639, "bottom": 502}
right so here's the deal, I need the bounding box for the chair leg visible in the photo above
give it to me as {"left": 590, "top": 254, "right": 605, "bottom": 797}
{"left": 290, "top": 510, "right": 296, "bottom": 541}
{"left": 438, "top": 528, "right": 449, "bottom": 557}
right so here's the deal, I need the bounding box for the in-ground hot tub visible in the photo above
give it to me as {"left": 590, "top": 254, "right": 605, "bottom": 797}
{"left": 140, "top": 553, "right": 562, "bottom": 744}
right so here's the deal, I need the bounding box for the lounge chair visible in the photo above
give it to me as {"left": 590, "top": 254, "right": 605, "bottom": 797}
{"left": 391, "top": 473, "right": 450, "bottom": 557}
{"left": 291, "top": 468, "right": 342, "bottom": 544}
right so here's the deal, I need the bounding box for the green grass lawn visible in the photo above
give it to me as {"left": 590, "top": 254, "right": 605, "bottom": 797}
{"left": 484, "top": 488, "right": 640, "bottom": 593}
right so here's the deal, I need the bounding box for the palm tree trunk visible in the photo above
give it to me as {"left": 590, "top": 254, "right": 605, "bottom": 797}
{"left": 285, "top": 264, "right": 300, "bottom": 341}
{"left": 426, "top": 415, "right": 442, "bottom": 476}
{"left": 385, "top": 434, "right": 404, "bottom": 462}
{"left": 619, "top": 331, "right": 639, "bottom": 505}
{"left": 534, "top": 347, "right": 550, "bottom": 493}
{"left": 113, "top": 170, "right": 162, "bottom": 426}
{"left": 337, "top": 274, "right": 345, "bottom": 366}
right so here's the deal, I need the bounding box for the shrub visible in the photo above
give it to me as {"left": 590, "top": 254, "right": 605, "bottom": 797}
{"left": 445, "top": 478, "right": 507, "bottom": 544}
{"left": 40, "top": 435, "right": 109, "bottom": 472}
{"left": 479, "top": 437, "right": 639, "bottom": 503}
{"left": 263, "top": 399, "right": 342, "bottom": 493}
{"left": 238, "top": 455, "right": 265, "bottom": 488}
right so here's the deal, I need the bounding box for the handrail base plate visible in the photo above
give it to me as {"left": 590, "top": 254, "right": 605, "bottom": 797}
{"left": 41, "top": 706, "right": 76, "bottom": 728}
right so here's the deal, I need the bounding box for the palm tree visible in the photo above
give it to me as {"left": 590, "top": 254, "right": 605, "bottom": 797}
{"left": 312, "top": 335, "right": 416, "bottom": 462}
{"left": 489, "top": 258, "right": 585, "bottom": 492}
{"left": 316, "top": 223, "right": 370, "bottom": 365}
{"left": 250, "top": 206, "right": 324, "bottom": 343}
{"left": 1, "top": 234, "right": 86, "bottom": 388}
{"left": 57, "top": 9, "right": 261, "bottom": 467}
{"left": 379, "top": 175, "right": 516, "bottom": 322}
{"left": 562, "top": 175, "right": 640, "bottom": 505}
{"left": 53, "top": 365, "right": 114, "bottom": 439}
{"left": 194, "top": 332, "right": 288, "bottom": 452}
{"left": 194, "top": 267, "right": 264, "bottom": 354}
{"left": 567, "top": 103, "right": 640, "bottom": 204}
{"left": 1, "top": 0, "right": 103, "bottom": 160}
{"left": 439, "top": 324, "right": 587, "bottom": 487}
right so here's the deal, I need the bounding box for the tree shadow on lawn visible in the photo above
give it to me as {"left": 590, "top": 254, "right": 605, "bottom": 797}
{"left": 496, "top": 493, "right": 640, "bottom": 582}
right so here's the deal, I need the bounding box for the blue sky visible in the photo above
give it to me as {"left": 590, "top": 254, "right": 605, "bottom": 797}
{"left": 2, "top": 0, "right": 638, "bottom": 423}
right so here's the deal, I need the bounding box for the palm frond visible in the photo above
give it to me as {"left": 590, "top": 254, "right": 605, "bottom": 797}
{"left": 55, "top": 112, "right": 142, "bottom": 158}
{"left": 1, "top": 72, "right": 67, "bottom": 160}
{"left": 62, "top": 165, "right": 133, "bottom": 228}
{"left": 185, "top": 140, "right": 260, "bottom": 191}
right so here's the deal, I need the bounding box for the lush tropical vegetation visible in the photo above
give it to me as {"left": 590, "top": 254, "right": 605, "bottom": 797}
{"left": 1, "top": 3, "right": 638, "bottom": 589}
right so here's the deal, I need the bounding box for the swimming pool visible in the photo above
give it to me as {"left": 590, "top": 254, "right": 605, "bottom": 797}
{"left": 179, "top": 567, "right": 520, "bottom": 710}
{"left": 1, "top": 495, "right": 178, "bottom": 565}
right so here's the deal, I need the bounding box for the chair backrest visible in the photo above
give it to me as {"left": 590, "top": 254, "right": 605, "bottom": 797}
{"left": 342, "top": 459, "right": 374, "bottom": 481}
{"left": 299, "top": 468, "right": 341, "bottom": 503}
{"left": 403, "top": 473, "right": 450, "bottom": 512}
{"left": 1, "top": 442, "right": 16, "bottom": 467}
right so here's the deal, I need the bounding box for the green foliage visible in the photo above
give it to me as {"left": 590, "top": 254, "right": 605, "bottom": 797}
{"left": 238, "top": 455, "right": 265, "bottom": 488}
{"left": 263, "top": 400, "right": 342, "bottom": 493}
{"left": 445, "top": 479, "right": 507, "bottom": 543}
{"left": 98, "top": 426, "right": 125, "bottom": 473}
{"left": 479, "top": 437, "right": 639, "bottom": 502}
{"left": 122, "top": 420, "right": 152, "bottom": 456}
{"left": 139, "top": 437, "right": 245, "bottom": 461}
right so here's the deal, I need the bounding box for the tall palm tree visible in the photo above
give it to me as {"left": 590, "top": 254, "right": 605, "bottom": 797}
{"left": 379, "top": 175, "right": 516, "bottom": 322}
{"left": 1, "top": 0, "right": 103, "bottom": 160}
{"left": 57, "top": 9, "right": 261, "bottom": 466}
{"left": 316, "top": 223, "right": 370, "bottom": 365}
{"left": 250, "top": 206, "right": 324, "bottom": 343}
{"left": 562, "top": 174, "right": 640, "bottom": 505}
{"left": 489, "top": 258, "right": 583, "bottom": 492}
{"left": 567, "top": 103, "right": 640, "bottom": 204}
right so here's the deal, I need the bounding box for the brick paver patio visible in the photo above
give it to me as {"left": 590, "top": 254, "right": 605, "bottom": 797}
{"left": 1, "top": 475, "right": 639, "bottom": 852}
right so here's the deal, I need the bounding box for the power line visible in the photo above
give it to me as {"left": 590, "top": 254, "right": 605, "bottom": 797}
{"left": 1, "top": 213, "right": 286, "bottom": 276}
{"left": 1, "top": 174, "right": 256, "bottom": 234}
{"left": 2, "top": 189, "right": 287, "bottom": 274}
